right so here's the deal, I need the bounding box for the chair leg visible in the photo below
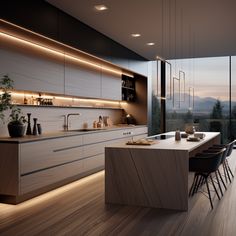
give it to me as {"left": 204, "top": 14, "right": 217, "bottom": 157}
{"left": 215, "top": 171, "right": 223, "bottom": 197}
{"left": 189, "top": 174, "right": 197, "bottom": 197}
{"left": 206, "top": 176, "right": 214, "bottom": 210}
{"left": 210, "top": 174, "right": 221, "bottom": 200}
{"left": 224, "top": 162, "right": 232, "bottom": 183}
{"left": 223, "top": 163, "right": 228, "bottom": 183}
{"left": 194, "top": 175, "right": 203, "bottom": 195}
{"left": 226, "top": 159, "right": 234, "bottom": 178}
{"left": 218, "top": 169, "right": 227, "bottom": 190}
{"left": 192, "top": 174, "right": 200, "bottom": 196}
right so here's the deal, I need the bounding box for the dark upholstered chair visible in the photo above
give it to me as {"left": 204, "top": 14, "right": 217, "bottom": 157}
{"left": 189, "top": 148, "right": 226, "bottom": 209}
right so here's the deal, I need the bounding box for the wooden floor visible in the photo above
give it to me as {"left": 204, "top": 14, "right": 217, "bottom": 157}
{"left": 0, "top": 152, "right": 236, "bottom": 236}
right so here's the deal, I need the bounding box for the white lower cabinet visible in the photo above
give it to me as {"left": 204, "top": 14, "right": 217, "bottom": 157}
{"left": 20, "top": 159, "right": 84, "bottom": 195}
{"left": 3, "top": 126, "right": 147, "bottom": 201}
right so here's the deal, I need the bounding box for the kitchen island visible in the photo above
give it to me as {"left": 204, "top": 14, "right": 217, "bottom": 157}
{"left": 105, "top": 132, "right": 220, "bottom": 211}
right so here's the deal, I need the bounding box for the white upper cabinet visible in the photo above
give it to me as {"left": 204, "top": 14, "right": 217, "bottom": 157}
{"left": 64, "top": 56, "right": 101, "bottom": 98}
{"left": 101, "top": 68, "right": 121, "bottom": 100}
{"left": 0, "top": 39, "right": 64, "bottom": 94}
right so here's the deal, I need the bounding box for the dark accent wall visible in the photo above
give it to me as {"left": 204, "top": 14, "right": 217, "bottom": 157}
{"left": 0, "top": 0, "right": 147, "bottom": 65}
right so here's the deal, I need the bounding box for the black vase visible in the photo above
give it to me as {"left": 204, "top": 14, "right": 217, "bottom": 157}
{"left": 8, "top": 123, "right": 26, "bottom": 137}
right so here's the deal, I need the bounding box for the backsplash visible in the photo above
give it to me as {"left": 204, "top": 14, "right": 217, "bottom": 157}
{"left": 0, "top": 106, "right": 123, "bottom": 137}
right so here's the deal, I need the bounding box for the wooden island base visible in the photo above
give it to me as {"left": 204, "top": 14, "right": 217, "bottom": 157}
{"left": 105, "top": 132, "right": 220, "bottom": 211}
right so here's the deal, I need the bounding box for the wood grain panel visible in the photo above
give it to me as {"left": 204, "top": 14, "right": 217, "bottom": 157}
{"left": 0, "top": 39, "right": 64, "bottom": 94}
{"left": 0, "top": 143, "right": 19, "bottom": 195}
{"left": 101, "top": 69, "right": 121, "bottom": 100}
{"left": 65, "top": 56, "right": 101, "bottom": 98}
{"left": 105, "top": 148, "right": 189, "bottom": 210}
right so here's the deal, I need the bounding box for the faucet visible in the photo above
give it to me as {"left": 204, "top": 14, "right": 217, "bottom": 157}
{"left": 64, "top": 113, "right": 81, "bottom": 131}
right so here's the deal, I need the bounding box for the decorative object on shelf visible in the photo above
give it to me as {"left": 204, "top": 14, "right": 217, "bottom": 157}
{"left": 93, "top": 120, "right": 98, "bottom": 128}
{"left": 0, "top": 74, "right": 13, "bottom": 122}
{"left": 26, "top": 113, "right": 32, "bottom": 135}
{"left": 126, "top": 114, "right": 136, "bottom": 125}
{"left": 0, "top": 74, "right": 27, "bottom": 137}
{"left": 7, "top": 107, "right": 27, "bottom": 137}
{"left": 121, "top": 74, "right": 135, "bottom": 102}
{"left": 37, "top": 123, "right": 42, "bottom": 135}
{"left": 97, "top": 115, "right": 104, "bottom": 128}
{"left": 33, "top": 118, "right": 38, "bottom": 135}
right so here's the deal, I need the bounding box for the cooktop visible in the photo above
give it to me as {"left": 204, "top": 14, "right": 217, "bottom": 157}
{"left": 148, "top": 134, "right": 175, "bottom": 140}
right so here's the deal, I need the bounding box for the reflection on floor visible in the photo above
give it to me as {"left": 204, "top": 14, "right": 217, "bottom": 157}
{"left": 0, "top": 152, "right": 236, "bottom": 236}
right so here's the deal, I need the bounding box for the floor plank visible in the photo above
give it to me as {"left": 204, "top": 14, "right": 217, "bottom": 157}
{"left": 0, "top": 151, "right": 236, "bottom": 236}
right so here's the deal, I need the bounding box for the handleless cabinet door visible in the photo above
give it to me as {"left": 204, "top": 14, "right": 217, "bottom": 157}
{"left": 65, "top": 56, "right": 101, "bottom": 98}
{"left": 0, "top": 37, "right": 64, "bottom": 94}
{"left": 20, "top": 135, "right": 83, "bottom": 175}
{"left": 101, "top": 69, "right": 121, "bottom": 100}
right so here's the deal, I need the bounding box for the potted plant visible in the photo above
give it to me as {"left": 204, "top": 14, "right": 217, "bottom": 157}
{"left": 0, "top": 74, "right": 27, "bottom": 137}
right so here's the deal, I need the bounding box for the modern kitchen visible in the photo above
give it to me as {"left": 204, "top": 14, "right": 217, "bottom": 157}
{"left": 0, "top": 1, "right": 236, "bottom": 235}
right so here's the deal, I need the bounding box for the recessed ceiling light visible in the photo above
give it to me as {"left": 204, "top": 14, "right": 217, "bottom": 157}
{"left": 94, "top": 5, "right": 108, "bottom": 11}
{"left": 146, "top": 42, "right": 155, "bottom": 46}
{"left": 131, "top": 33, "right": 141, "bottom": 37}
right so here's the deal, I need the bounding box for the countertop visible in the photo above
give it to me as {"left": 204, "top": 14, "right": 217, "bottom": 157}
{"left": 106, "top": 132, "right": 220, "bottom": 152}
{"left": 0, "top": 125, "right": 147, "bottom": 143}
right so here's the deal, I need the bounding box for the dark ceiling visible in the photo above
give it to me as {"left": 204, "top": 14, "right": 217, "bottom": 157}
{"left": 46, "top": 0, "right": 236, "bottom": 60}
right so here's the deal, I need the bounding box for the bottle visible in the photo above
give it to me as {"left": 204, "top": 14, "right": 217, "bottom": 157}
{"left": 175, "top": 129, "right": 181, "bottom": 141}
{"left": 97, "top": 116, "right": 103, "bottom": 128}
{"left": 93, "top": 121, "right": 97, "bottom": 128}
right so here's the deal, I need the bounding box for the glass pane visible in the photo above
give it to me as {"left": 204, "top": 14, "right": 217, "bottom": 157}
{"left": 231, "top": 56, "right": 236, "bottom": 141}
{"left": 166, "top": 57, "right": 230, "bottom": 143}
{"left": 150, "top": 60, "right": 161, "bottom": 135}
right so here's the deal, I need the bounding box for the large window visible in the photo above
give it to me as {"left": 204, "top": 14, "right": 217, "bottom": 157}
{"left": 231, "top": 56, "right": 236, "bottom": 140}
{"left": 166, "top": 56, "right": 230, "bottom": 143}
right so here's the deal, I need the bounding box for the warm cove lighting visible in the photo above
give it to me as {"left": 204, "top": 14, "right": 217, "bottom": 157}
{"left": 8, "top": 91, "right": 126, "bottom": 105}
{"left": 0, "top": 31, "right": 133, "bottom": 78}
{"left": 0, "top": 19, "right": 134, "bottom": 77}
{"left": 0, "top": 171, "right": 104, "bottom": 213}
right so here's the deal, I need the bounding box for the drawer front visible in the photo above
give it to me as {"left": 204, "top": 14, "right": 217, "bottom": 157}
{"left": 20, "top": 159, "right": 84, "bottom": 195}
{"left": 83, "top": 127, "right": 147, "bottom": 145}
{"left": 20, "top": 136, "right": 83, "bottom": 175}
{"left": 84, "top": 154, "right": 104, "bottom": 172}
{"left": 83, "top": 142, "right": 105, "bottom": 158}
{"left": 132, "top": 127, "right": 148, "bottom": 135}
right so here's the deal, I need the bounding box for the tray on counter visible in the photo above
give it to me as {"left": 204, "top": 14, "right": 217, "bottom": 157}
{"left": 126, "top": 139, "right": 158, "bottom": 145}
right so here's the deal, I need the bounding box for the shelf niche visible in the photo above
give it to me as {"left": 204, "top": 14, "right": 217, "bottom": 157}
{"left": 122, "top": 74, "right": 136, "bottom": 102}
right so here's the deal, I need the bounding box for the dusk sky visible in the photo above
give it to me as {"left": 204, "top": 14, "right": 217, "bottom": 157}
{"left": 168, "top": 56, "right": 236, "bottom": 101}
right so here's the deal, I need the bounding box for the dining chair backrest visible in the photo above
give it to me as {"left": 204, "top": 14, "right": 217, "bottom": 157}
{"left": 189, "top": 148, "right": 226, "bottom": 173}
{"left": 226, "top": 140, "right": 236, "bottom": 157}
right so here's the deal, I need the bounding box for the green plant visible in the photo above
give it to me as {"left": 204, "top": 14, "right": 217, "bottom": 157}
{"left": 0, "top": 74, "right": 26, "bottom": 124}
{"left": 8, "top": 106, "right": 27, "bottom": 125}
{"left": 0, "top": 74, "right": 14, "bottom": 121}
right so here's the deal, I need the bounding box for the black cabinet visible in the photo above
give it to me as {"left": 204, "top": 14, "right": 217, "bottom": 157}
{"left": 122, "top": 75, "right": 135, "bottom": 102}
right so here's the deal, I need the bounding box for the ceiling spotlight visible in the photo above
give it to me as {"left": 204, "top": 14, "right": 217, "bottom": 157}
{"left": 146, "top": 42, "right": 155, "bottom": 46}
{"left": 94, "top": 5, "right": 108, "bottom": 11}
{"left": 131, "top": 33, "right": 141, "bottom": 38}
